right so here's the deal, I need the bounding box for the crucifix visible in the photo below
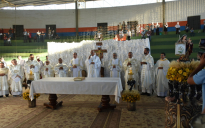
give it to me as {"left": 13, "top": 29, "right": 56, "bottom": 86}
{"left": 92, "top": 42, "right": 107, "bottom": 77}
{"left": 91, "top": 42, "right": 116, "bottom": 112}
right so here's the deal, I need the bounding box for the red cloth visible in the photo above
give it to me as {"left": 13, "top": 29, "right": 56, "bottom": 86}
{"left": 28, "top": 33, "right": 32, "bottom": 38}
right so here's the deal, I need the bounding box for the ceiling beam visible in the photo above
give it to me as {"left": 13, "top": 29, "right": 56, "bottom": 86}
{"left": 1, "top": 0, "right": 15, "bottom": 6}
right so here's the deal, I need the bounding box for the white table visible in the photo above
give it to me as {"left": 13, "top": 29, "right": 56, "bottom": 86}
{"left": 29, "top": 77, "right": 123, "bottom": 111}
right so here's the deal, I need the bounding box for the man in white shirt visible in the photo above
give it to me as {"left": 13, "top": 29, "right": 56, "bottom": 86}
{"left": 175, "top": 22, "right": 180, "bottom": 34}
{"left": 127, "top": 30, "right": 131, "bottom": 40}
{"left": 141, "top": 48, "right": 154, "bottom": 96}
{"left": 36, "top": 56, "right": 44, "bottom": 78}
{"left": 17, "top": 56, "right": 25, "bottom": 67}
{"left": 0, "top": 57, "right": 7, "bottom": 67}
{"left": 41, "top": 61, "right": 54, "bottom": 78}
{"left": 23, "top": 29, "right": 28, "bottom": 43}
{"left": 69, "top": 52, "right": 83, "bottom": 77}
{"left": 24, "top": 54, "right": 40, "bottom": 83}
{"left": 9, "top": 59, "right": 24, "bottom": 97}
{"left": 85, "top": 51, "right": 101, "bottom": 77}
{"left": 108, "top": 53, "right": 122, "bottom": 77}
{"left": 0, "top": 62, "right": 9, "bottom": 97}
{"left": 37, "top": 30, "right": 41, "bottom": 43}
{"left": 119, "top": 29, "right": 124, "bottom": 39}
{"left": 54, "top": 58, "right": 68, "bottom": 77}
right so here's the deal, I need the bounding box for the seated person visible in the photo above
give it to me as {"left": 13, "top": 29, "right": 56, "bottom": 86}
{"left": 113, "top": 34, "right": 119, "bottom": 41}
{"left": 96, "top": 30, "right": 103, "bottom": 41}
{"left": 3, "top": 34, "right": 7, "bottom": 46}
{"left": 33, "top": 35, "right": 37, "bottom": 42}
{"left": 141, "top": 29, "right": 146, "bottom": 39}
{"left": 55, "top": 34, "right": 60, "bottom": 39}
{"left": 190, "top": 28, "right": 195, "bottom": 36}
{"left": 120, "top": 34, "right": 127, "bottom": 41}
{"left": 119, "top": 29, "right": 124, "bottom": 39}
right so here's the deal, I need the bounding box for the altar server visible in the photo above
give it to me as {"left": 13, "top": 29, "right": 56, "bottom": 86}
{"left": 69, "top": 52, "right": 83, "bottom": 77}
{"left": 154, "top": 53, "right": 170, "bottom": 97}
{"left": 108, "top": 53, "right": 122, "bottom": 77}
{"left": 0, "top": 62, "right": 9, "bottom": 97}
{"left": 141, "top": 48, "right": 155, "bottom": 96}
{"left": 54, "top": 58, "right": 68, "bottom": 77}
{"left": 123, "top": 52, "right": 140, "bottom": 90}
{"left": 85, "top": 50, "right": 101, "bottom": 77}
{"left": 24, "top": 54, "right": 40, "bottom": 81}
{"left": 9, "top": 59, "right": 24, "bottom": 96}
{"left": 41, "top": 61, "right": 54, "bottom": 78}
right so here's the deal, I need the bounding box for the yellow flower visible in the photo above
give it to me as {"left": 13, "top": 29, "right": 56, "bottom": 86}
{"left": 185, "top": 68, "right": 190, "bottom": 72}
{"left": 178, "top": 77, "right": 182, "bottom": 82}
{"left": 170, "top": 67, "right": 173, "bottom": 70}
{"left": 170, "top": 78, "right": 173, "bottom": 81}
{"left": 178, "top": 70, "right": 183, "bottom": 74}
{"left": 172, "top": 75, "right": 175, "bottom": 78}
{"left": 183, "top": 72, "right": 187, "bottom": 76}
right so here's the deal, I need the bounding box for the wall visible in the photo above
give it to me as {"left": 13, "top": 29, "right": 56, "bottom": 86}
{"left": 0, "top": 0, "right": 204, "bottom": 36}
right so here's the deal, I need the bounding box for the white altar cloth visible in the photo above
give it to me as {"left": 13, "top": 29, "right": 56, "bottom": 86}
{"left": 29, "top": 77, "right": 123, "bottom": 103}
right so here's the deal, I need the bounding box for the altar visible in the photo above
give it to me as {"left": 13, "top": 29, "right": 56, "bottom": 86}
{"left": 47, "top": 39, "right": 150, "bottom": 87}
{"left": 29, "top": 77, "right": 123, "bottom": 111}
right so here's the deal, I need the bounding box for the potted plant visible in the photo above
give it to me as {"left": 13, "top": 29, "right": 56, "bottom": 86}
{"left": 122, "top": 90, "right": 140, "bottom": 111}
{"left": 23, "top": 90, "right": 40, "bottom": 108}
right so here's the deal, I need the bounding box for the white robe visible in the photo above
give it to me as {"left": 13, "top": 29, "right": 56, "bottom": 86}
{"left": 41, "top": 65, "right": 54, "bottom": 78}
{"left": 154, "top": 58, "right": 170, "bottom": 96}
{"left": 108, "top": 58, "right": 122, "bottom": 77}
{"left": 141, "top": 54, "right": 154, "bottom": 93}
{"left": 123, "top": 57, "right": 140, "bottom": 90}
{"left": 85, "top": 55, "right": 101, "bottom": 77}
{"left": 0, "top": 67, "right": 9, "bottom": 96}
{"left": 24, "top": 60, "right": 40, "bottom": 81}
{"left": 17, "top": 59, "right": 25, "bottom": 67}
{"left": 69, "top": 58, "right": 83, "bottom": 77}
{"left": 54, "top": 63, "right": 68, "bottom": 77}
{"left": 9, "top": 64, "right": 24, "bottom": 95}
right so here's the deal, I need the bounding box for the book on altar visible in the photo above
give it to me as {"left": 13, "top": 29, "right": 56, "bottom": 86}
{"left": 74, "top": 77, "right": 85, "bottom": 81}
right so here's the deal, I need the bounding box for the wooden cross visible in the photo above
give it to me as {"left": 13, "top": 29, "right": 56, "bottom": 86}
{"left": 92, "top": 42, "right": 107, "bottom": 61}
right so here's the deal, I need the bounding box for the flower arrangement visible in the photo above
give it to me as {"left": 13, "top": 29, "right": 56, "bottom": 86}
{"left": 23, "top": 89, "right": 40, "bottom": 100}
{"left": 122, "top": 90, "right": 140, "bottom": 102}
{"left": 166, "top": 61, "right": 200, "bottom": 82}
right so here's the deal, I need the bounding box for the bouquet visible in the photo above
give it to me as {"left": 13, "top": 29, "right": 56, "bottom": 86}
{"left": 122, "top": 90, "right": 140, "bottom": 102}
{"left": 23, "top": 89, "right": 40, "bottom": 100}
{"left": 166, "top": 61, "right": 200, "bottom": 82}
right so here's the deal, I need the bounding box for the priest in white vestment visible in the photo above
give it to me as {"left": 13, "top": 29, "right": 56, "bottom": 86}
{"left": 17, "top": 56, "right": 25, "bottom": 67}
{"left": 0, "top": 57, "right": 7, "bottom": 67}
{"left": 9, "top": 59, "right": 24, "bottom": 96}
{"left": 154, "top": 53, "right": 170, "bottom": 97}
{"left": 123, "top": 52, "right": 140, "bottom": 90}
{"left": 24, "top": 54, "right": 40, "bottom": 81}
{"left": 0, "top": 62, "right": 9, "bottom": 97}
{"left": 85, "top": 50, "right": 101, "bottom": 77}
{"left": 108, "top": 53, "right": 122, "bottom": 77}
{"left": 54, "top": 58, "right": 68, "bottom": 77}
{"left": 41, "top": 61, "right": 54, "bottom": 78}
{"left": 141, "top": 48, "right": 154, "bottom": 96}
{"left": 69, "top": 52, "right": 83, "bottom": 77}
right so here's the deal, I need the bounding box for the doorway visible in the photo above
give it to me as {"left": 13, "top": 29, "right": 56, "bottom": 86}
{"left": 13, "top": 25, "right": 24, "bottom": 38}
{"left": 97, "top": 23, "right": 107, "bottom": 37}
{"left": 187, "top": 15, "right": 200, "bottom": 30}
{"left": 46, "top": 25, "right": 56, "bottom": 38}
